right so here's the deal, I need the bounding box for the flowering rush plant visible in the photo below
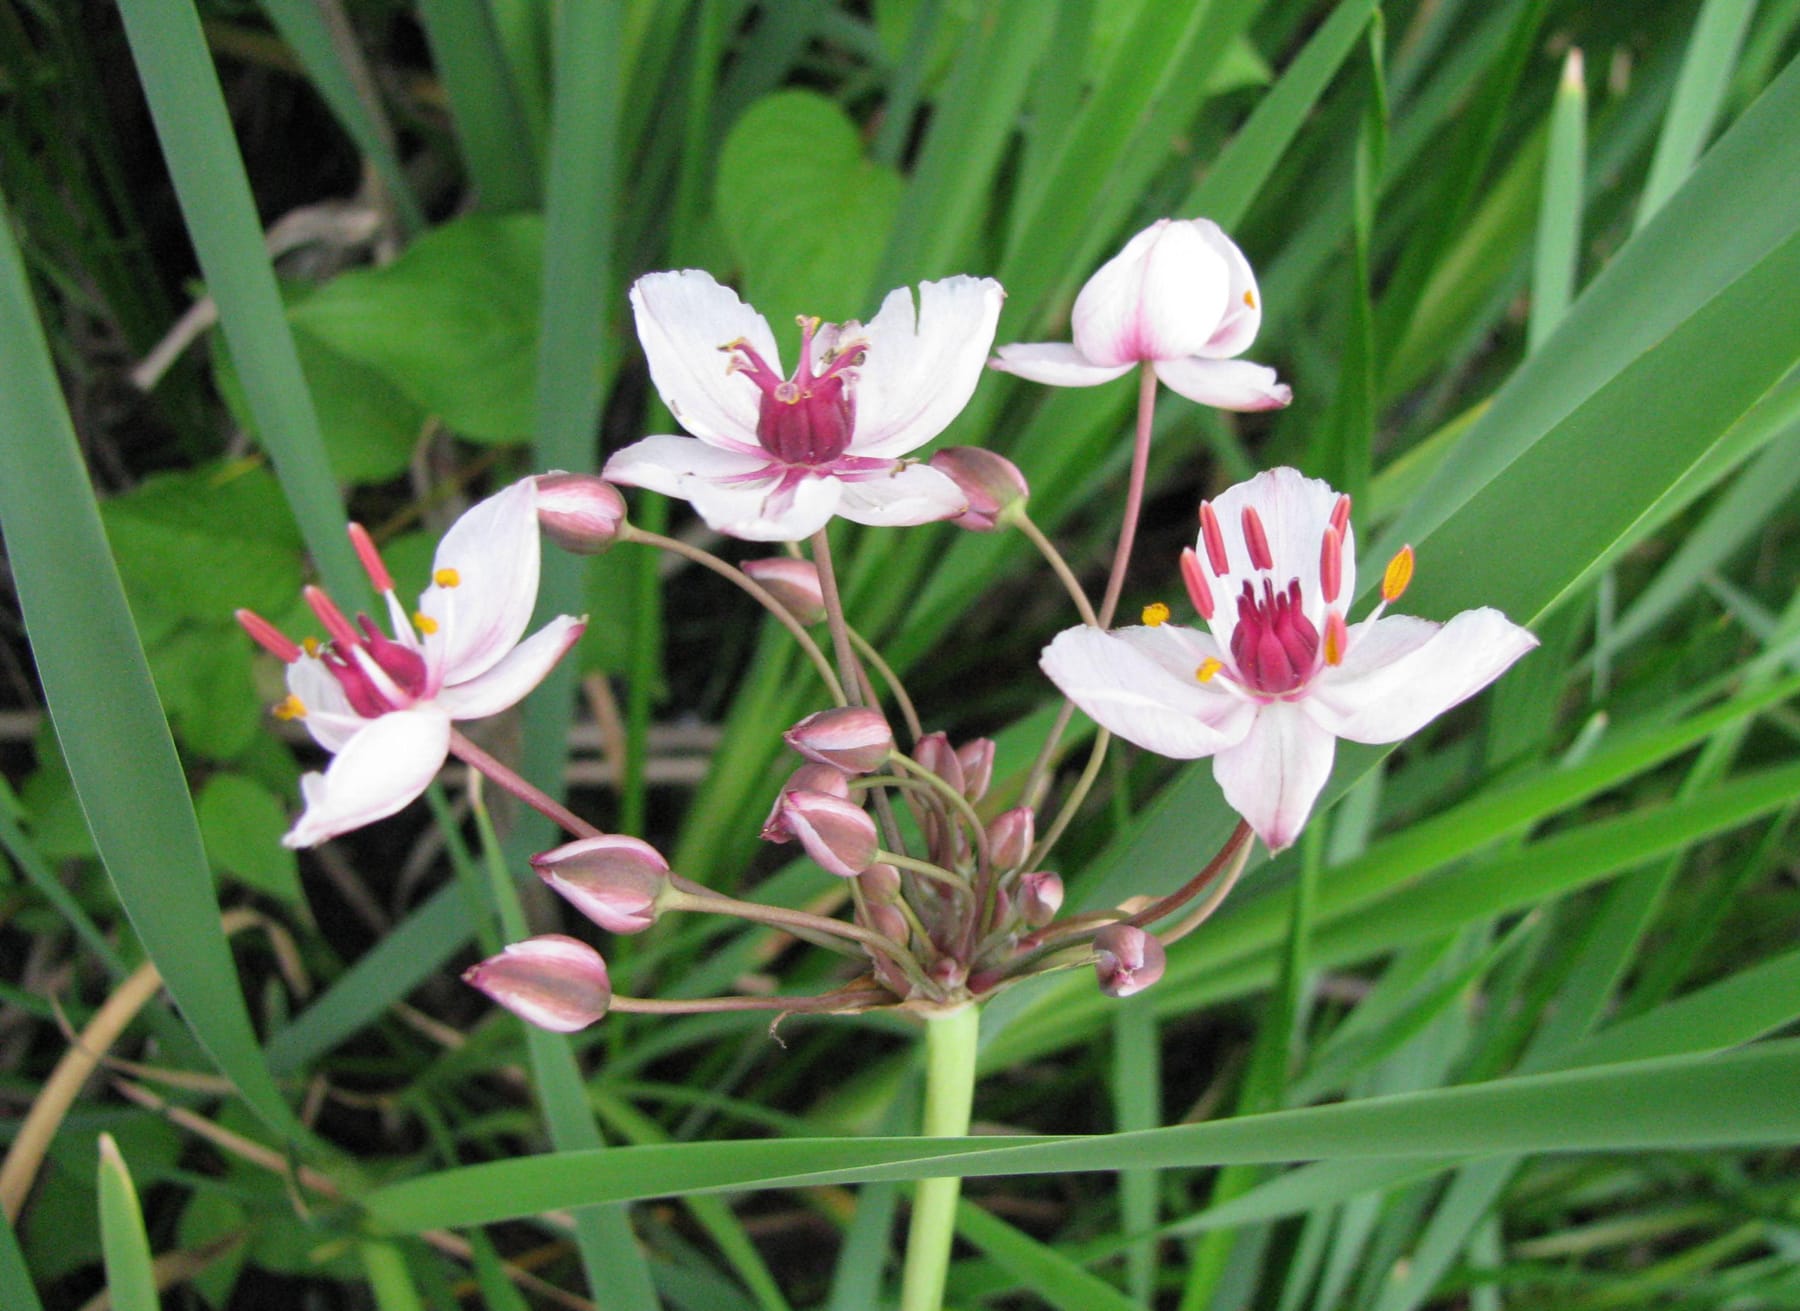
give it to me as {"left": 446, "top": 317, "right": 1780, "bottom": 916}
{"left": 241, "top": 218, "right": 1534, "bottom": 1311}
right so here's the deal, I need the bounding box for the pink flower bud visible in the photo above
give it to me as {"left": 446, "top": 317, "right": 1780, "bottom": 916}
{"left": 780, "top": 790, "right": 879, "bottom": 877}
{"left": 955, "top": 738, "right": 996, "bottom": 802}
{"left": 1018, "top": 871, "right": 1064, "bottom": 928}
{"left": 761, "top": 764, "right": 850, "bottom": 842}
{"left": 865, "top": 901, "right": 909, "bottom": 945}
{"left": 912, "top": 732, "right": 964, "bottom": 795}
{"left": 929, "top": 447, "right": 1029, "bottom": 531}
{"left": 859, "top": 861, "right": 902, "bottom": 902}
{"left": 533, "top": 472, "right": 626, "bottom": 553}
{"left": 463, "top": 934, "right": 611, "bottom": 1032}
{"left": 986, "top": 806, "right": 1035, "bottom": 873}
{"left": 1093, "top": 924, "right": 1165, "bottom": 998}
{"left": 531, "top": 834, "right": 670, "bottom": 934}
{"left": 743, "top": 558, "right": 828, "bottom": 625}
{"left": 785, "top": 707, "right": 894, "bottom": 775}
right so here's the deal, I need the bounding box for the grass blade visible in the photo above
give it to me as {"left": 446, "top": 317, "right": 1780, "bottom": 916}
{"left": 1636, "top": 0, "right": 1760, "bottom": 227}
{"left": 415, "top": 0, "right": 541, "bottom": 211}
{"left": 96, "top": 1135, "right": 158, "bottom": 1311}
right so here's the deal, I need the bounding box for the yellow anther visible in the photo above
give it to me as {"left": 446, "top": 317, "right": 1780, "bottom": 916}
{"left": 301, "top": 636, "right": 320, "bottom": 657}
{"left": 1195, "top": 658, "right": 1224, "bottom": 683}
{"left": 1244, "top": 289, "right": 1257, "bottom": 308}
{"left": 1324, "top": 613, "right": 1347, "bottom": 667}
{"left": 434, "top": 567, "right": 461, "bottom": 588}
{"left": 413, "top": 611, "right": 439, "bottom": 636}
{"left": 274, "top": 694, "right": 307, "bottom": 721}
{"left": 1381, "top": 545, "right": 1415, "bottom": 603}
{"left": 1142, "top": 601, "right": 1171, "bottom": 627}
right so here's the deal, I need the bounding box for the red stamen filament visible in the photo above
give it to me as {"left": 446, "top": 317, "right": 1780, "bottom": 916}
{"left": 1331, "top": 494, "right": 1352, "bottom": 538}
{"left": 1320, "top": 525, "right": 1343, "bottom": 604}
{"left": 1241, "top": 506, "right": 1273, "bottom": 571}
{"left": 303, "top": 586, "right": 362, "bottom": 650}
{"left": 235, "top": 609, "right": 301, "bottom": 663}
{"left": 1199, "top": 501, "right": 1230, "bottom": 575}
{"left": 1180, "top": 547, "right": 1214, "bottom": 620}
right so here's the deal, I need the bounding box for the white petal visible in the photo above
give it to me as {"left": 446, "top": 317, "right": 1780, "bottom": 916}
{"left": 604, "top": 433, "right": 772, "bottom": 497}
{"left": 1188, "top": 220, "right": 1265, "bottom": 358}
{"left": 1212, "top": 702, "right": 1338, "bottom": 852}
{"left": 1040, "top": 624, "right": 1255, "bottom": 759}
{"left": 281, "top": 707, "right": 452, "bottom": 847}
{"left": 834, "top": 462, "right": 968, "bottom": 527}
{"left": 1203, "top": 466, "right": 1350, "bottom": 655}
{"left": 286, "top": 655, "right": 364, "bottom": 753}
{"left": 1303, "top": 610, "right": 1538, "bottom": 744}
{"left": 1072, "top": 219, "right": 1230, "bottom": 368}
{"left": 687, "top": 474, "right": 844, "bottom": 542}
{"left": 630, "top": 270, "right": 773, "bottom": 447}
{"left": 437, "top": 615, "right": 586, "bottom": 718}
{"left": 848, "top": 276, "right": 1005, "bottom": 458}
{"left": 988, "top": 342, "right": 1135, "bottom": 388}
{"left": 1154, "top": 356, "right": 1292, "bottom": 412}
{"left": 418, "top": 479, "right": 541, "bottom": 687}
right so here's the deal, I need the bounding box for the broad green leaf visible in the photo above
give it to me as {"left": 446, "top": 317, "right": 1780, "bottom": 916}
{"left": 197, "top": 773, "right": 303, "bottom": 904}
{"left": 146, "top": 625, "right": 263, "bottom": 760}
{"left": 292, "top": 214, "right": 546, "bottom": 443}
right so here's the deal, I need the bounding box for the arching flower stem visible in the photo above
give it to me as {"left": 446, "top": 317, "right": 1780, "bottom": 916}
{"left": 1122, "top": 820, "right": 1254, "bottom": 934}
{"left": 848, "top": 626, "right": 923, "bottom": 743}
{"left": 1014, "top": 510, "right": 1099, "bottom": 627}
{"left": 1028, "top": 726, "right": 1113, "bottom": 869}
{"left": 1097, "top": 363, "right": 1161, "bottom": 629}
{"left": 449, "top": 729, "right": 601, "bottom": 841}
{"left": 607, "top": 985, "right": 896, "bottom": 1016}
{"left": 808, "top": 526, "right": 867, "bottom": 708}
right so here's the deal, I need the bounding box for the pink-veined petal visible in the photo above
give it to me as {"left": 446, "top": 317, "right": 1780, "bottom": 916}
{"left": 1191, "top": 220, "right": 1265, "bottom": 358}
{"left": 988, "top": 342, "right": 1136, "bottom": 388}
{"left": 849, "top": 276, "right": 1004, "bottom": 458}
{"left": 687, "top": 472, "right": 844, "bottom": 541}
{"left": 435, "top": 615, "right": 586, "bottom": 719}
{"left": 1154, "top": 356, "right": 1292, "bottom": 412}
{"left": 281, "top": 707, "right": 452, "bottom": 847}
{"left": 1072, "top": 219, "right": 1230, "bottom": 368}
{"left": 285, "top": 655, "right": 365, "bottom": 753}
{"left": 417, "top": 479, "right": 541, "bottom": 687}
{"left": 833, "top": 462, "right": 968, "bottom": 527}
{"left": 1211, "top": 701, "right": 1337, "bottom": 852}
{"left": 1202, "top": 466, "right": 1349, "bottom": 653}
{"left": 1040, "top": 624, "right": 1255, "bottom": 759}
{"left": 603, "top": 433, "right": 773, "bottom": 498}
{"left": 1304, "top": 610, "right": 1538, "bottom": 744}
{"left": 631, "top": 270, "right": 774, "bottom": 447}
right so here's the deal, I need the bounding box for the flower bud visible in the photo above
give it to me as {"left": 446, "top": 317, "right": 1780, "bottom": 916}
{"left": 785, "top": 707, "right": 894, "bottom": 775}
{"left": 930, "top": 448, "right": 1029, "bottom": 531}
{"left": 761, "top": 764, "right": 850, "bottom": 842}
{"left": 743, "top": 558, "right": 827, "bottom": 625}
{"left": 986, "top": 806, "right": 1035, "bottom": 873}
{"left": 858, "top": 861, "right": 902, "bottom": 902}
{"left": 533, "top": 472, "right": 626, "bottom": 553}
{"left": 463, "top": 934, "right": 611, "bottom": 1032}
{"left": 864, "top": 901, "right": 910, "bottom": 946}
{"left": 531, "top": 834, "right": 670, "bottom": 934}
{"left": 956, "top": 738, "right": 996, "bottom": 802}
{"left": 780, "top": 790, "right": 878, "bottom": 877}
{"left": 1018, "top": 871, "right": 1064, "bottom": 928}
{"left": 912, "top": 731, "right": 964, "bottom": 795}
{"left": 1093, "top": 924, "right": 1165, "bottom": 998}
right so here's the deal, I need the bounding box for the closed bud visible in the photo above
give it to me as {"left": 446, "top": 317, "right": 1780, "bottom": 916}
{"left": 785, "top": 707, "right": 894, "bottom": 775}
{"left": 743, "top": 558, "right": 827, "bottom": 625}
{"left": 761, "top": 763, "right": 850, "bottom": 841}
{"left": 1093, "top": 924, "right": 1165, "bottom": 998}
{"left": 780, "top": 790, "right": 879, "bottom": 877}
{"left": 986, "top": 806, "right": 1035, "bottom": 873}
{"left": 955, "top": 738, "right": 996, "bottom": 802}
{"left": 534, "top": 472, "right": 626, "bottom": 553}
{"left": 912, "top": 731, "right": 964, "bottom": 795}
{"left": 531, "top": 834, "right": 670, "bottom": 934}
{"left": 930, "top": 447, "right": 1029, "bottom": 531}
{"left": 859, "top": 862, "right": 902, "bottom": 902}
{"left": 463, "top": 934, "right": 611, "bottom": 1032}
{"left": 865, "top": 901, "right": 909, "bottom": 946}
{"left": 1018, "top": 871, "right": 1064, "bottom": 928}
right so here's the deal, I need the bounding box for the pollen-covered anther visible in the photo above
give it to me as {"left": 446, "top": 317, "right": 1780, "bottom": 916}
{"left": 1179, "top": 547, "right": 1214, "bottom": 620}
{"left": 1241, "top": 506, "right": 1273, "bottom": 571}
{"left": 1382, "top": 545, "right": 1415, "bottom": 602}
{"left": 434, "top": 567, "right": 462, "bottom": 589}
{"left": 413, "top": 612, "right": 439, "bottom": 636}
{"left": 1142, "top": 602, "right": 1171, "bottom": 627}
{"left": 274, "top": 694, "right": 307, "bottom": 721}
{"left": 1244, "top": 290, "right": 1257, "bottom": 308}
{"left": 1196, "top": 657, "right": 1224, "bottom": 683}
{"left": 1199, "top": 501, "right": 1230, "bottom": 575}
{"left": 1320, "top": 525, "right": 1344, "bottom": 604}
{"left": 1324, "top": 611, "right": 1348, "bottom": 666}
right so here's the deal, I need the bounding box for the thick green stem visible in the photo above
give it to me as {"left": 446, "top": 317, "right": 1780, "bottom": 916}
{"left": 898, "top": 1004, "right": 981, "bottom": 1311}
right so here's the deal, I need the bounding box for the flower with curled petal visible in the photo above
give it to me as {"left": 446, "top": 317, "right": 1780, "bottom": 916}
{"left": 605, "top": 269, "right": 1004, "bottom": 541}
{"left": 992, "top": 218, "right": 1291, "bottom": 411}
{"left": 236, "top": 479, "right": 585, "bottom": 847}
{"left": 1040, "top": 467, "right": 1536, "bottom": 850}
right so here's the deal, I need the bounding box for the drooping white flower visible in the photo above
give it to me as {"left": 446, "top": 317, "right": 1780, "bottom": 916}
{"left": 1040, "top": 468, "right": 1536, "bottom": 850}
{"left": 992, "top": 218, "right": 1291, "bottom": 411}
{"left": 237, "top": 479, "right": 585, "bottom": 847}
{"left": 605, "top": 270, "right": 1005, "bottom": 541}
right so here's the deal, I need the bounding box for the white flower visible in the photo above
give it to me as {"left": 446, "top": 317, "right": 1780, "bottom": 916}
{"left": 992, "top": 218, "right": 1291, "bottom": 411}
{"left": 604, "top": 270, "right": 1005, "bottom": 541}
{"left": 237, "top": 479, "right": 585, "bottom": 846}
{"left": 1040, "top": 468, "right": 1536, "bottom": 850}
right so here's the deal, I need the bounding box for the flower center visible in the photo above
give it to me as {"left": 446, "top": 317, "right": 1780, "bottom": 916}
{"left": 1230, "top": 577, "right": 1319, "bottom": 695}
{"left": 726, "top": 316, "right": 866, "bottom": 466}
